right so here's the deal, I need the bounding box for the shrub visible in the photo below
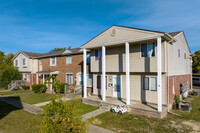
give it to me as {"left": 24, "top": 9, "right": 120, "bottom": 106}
{"left": 22, "top": 85, "right": 30, "bottom": 90}
{"left": 53, "top": 79, "right": 68, "bottom": 93}
{"left": 32, "top": 84, "right": 47, "bottom": 93}
{"left": 172, "top": 95, "right": 180, "bottom": 110}
{"left": 40, "top": 98, "right": 92, "bottom": 133}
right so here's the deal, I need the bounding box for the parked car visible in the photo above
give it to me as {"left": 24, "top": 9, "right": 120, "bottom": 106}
{"left": 193, "top": 78, "right": 200, "bottom": 86}
{"left": 110, "top": 105, "right": 127, "bottom": 114}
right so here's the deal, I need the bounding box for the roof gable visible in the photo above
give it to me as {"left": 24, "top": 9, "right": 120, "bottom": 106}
{"left": 81, "top": 25, "right": 164, "bottom": 49}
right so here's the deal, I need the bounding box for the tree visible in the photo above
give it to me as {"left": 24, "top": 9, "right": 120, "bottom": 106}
{"left": 0, "top": 51, "right": 14, "bottom": 65}
{"left": 0, "top": 65, "right": 21, "bottom": 88}
{"left": 192, "top": 50, "right": 200, "bottom": 73}
{"left": 50, "top": 46, "right": 71, "bottom": 52}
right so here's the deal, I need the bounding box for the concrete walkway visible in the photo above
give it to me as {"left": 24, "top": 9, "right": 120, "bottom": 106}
{"left": 0, "top": 96, "right": 43, "bottom": 115}
{"left": 82, "top": 108, "right": 108, "bottom": 120}
{"left": 33, "top": 98, "right": 70, "bottom": 107}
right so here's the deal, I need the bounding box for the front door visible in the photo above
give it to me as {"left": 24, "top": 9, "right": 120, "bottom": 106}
{"left": 113, "top": 75, "right": 121, "bottom": 98}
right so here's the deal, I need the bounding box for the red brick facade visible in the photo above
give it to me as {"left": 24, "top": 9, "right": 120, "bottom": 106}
{"left": 21, "top": 73, "right": 37, "bottom": 87}
{"left": 168, "top": 74, "right": 191, "bottom": 105}
{"left": 39, "top": 54, "right": 90, "bottom": 84}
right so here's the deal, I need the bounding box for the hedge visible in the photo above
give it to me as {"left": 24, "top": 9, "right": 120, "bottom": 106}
{"left": 54, "top": 83, "right": 68, "bottom": 93}
{"left": 22, "top": 85, "right": 30, "bottom": 90}
{"left": 32, "top": 84, "right": 47, "bottom": 93}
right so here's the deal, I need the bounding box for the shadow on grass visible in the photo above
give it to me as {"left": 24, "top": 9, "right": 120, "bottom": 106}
{"left": 0, "top": 96, "right": 23, "bottom": 120}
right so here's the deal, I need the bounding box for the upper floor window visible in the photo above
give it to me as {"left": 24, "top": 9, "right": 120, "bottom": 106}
{"left": 87, "top": 53, "right": 90, "bottom": 63}
{"left": 15, "top": 60, "right": 18, "bottom": 67}
{"left": 22, "top": 58, "right": 26, "bottom": 66}
{"left": 95, "top": 50, "right": 102, "bottom": 60}
{"left": 50, "top": 57, "right": 56, "bottom": 66}
{"left": 66, "top": 55, "right": 72, "bottom": 64}
{"left": 141, "top": 43, "right": 155, "bottom": 57}
{"left": 39, "top": 59, "right": 42, "bottom": 65}
{"left": 178, "top": 49, "right": 181, "bottom": 57}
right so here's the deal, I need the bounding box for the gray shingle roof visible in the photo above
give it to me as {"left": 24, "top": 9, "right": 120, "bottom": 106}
{"left": 168, "top": 31, "right": 182, "bottom": 37}
{"left": 22, "top": 51, "right": 46, "bottom": 58}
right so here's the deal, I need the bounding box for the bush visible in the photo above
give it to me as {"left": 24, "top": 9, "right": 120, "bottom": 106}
{"left": 22, "top": 85, "right": 30, "bottom": 90}
{"left": 32, "top": 84, "right": 47, "bottom": 93}
{"left": 53, "top": 80, "right": 68, "bottom": 93}
{"left": 172, "top": 95, "right": 180, "bottom": 110}
{"left": 41, "top": 98, "right": 92, "bottom": 133}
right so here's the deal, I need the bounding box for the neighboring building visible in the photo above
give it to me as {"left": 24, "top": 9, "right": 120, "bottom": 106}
{"left": 81, "top": 25, "right": 192, "bottom": 112}
{"left": 12, "top": 51, "right": 45, "bottom": 86}
{"left": 12, "top": 48, "right": 92, "bottom": 93}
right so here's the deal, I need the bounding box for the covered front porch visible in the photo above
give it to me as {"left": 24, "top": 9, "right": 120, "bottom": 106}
{"left": 82, "top": 95, "right": 168, "bottom": 118}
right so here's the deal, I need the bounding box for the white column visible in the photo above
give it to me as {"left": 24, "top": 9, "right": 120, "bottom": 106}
{"left": 43, "top": 74, "right": 45, "bottom": 84}
{"left": 125, "top": 42, "right": 130, "bottom": 105}
{"left": 83, "top": 48, "right": 87, "bottom": 98}
{"left": 157, "top": 37, "right": 162, "bottom": 112}
{"left": 50, "top": 74, "right": 53, "bottom": 91}
{"left": 36, "top": 74, "right": 38, "bottom": 84}
{"left": 102, "top": 46, "right": 106, "bottom": 101}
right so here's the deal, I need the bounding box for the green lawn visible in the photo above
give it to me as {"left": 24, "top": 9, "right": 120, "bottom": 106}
{"left": 0, "top": 90, "right": 31, "bottom": 96}
{"left": 0, "top": 100, "right": 42, "bottom": 133}
{"left": 95, "top": 93, "right": 200, "bottom": 133}
{"left": 0, "top": 87, "right": 6, "bottom": 91}
{"left": 9, "top": 93, "right": 61, "bottom": 104}
{"left": 64, "top": 99, "right": 99, "bottom": 116}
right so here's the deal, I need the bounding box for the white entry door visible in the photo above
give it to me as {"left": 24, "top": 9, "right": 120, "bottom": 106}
{"left": 113, "top": 75, "right": 121, "bottom": 98}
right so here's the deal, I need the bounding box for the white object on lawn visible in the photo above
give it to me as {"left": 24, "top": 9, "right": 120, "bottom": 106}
{"left": 110, "top": 105, "right": 127, "bottom": 114}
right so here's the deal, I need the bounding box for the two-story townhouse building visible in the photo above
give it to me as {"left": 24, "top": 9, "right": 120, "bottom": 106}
{"left": 81, "top": 25, "right": 192, "bottom": 116}
{"left": 35, "top": 48, "right": 92, "bottom": 92}
{"left": 12, "top": 51, "right": 45, "bottom": 86}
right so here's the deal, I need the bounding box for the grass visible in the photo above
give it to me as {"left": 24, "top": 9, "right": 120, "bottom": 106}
{"left": 0, "top": 90, "right": 31, "bottom": 96}
{"left": 0, "top": 100, "right": 42, "bottom": 133}
{"left": 64, "top": 99, "right": 99, "bottom": 116}
{"left": 0, "top": 87, "right": 6, "bottom": 91}
{"left": 41, "top": 99, "right": 99, "bottom": 116}
{"left": 95, "top": 93, "right": 200, "bottom": 133}
{"left": 9, "top": 93, "right": 61, "bottom": 104}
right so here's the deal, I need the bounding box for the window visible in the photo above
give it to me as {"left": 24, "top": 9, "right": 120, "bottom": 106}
{"left": 27, "top": 74, "right": 30, "bottom": 82}
{"left": 142, "top": 76, "right": 157, "bottom": 91}
{"left": 39, "top": 59, "right": 42, "bottom": 65}
{"left": 50, "top": 57, "right": 56, "bottom": 66}
{"left": 95, "top": 50, "right": 102, "bottom": 60}
{"left": 141, "top": 43, "right": 155, "bottom": 57}
{"left": 22, "top": 58, "right": 26, "bottom": 66}
{"left": 66, "top": 74, "right": 73, "bottom": 84}
{"left": 87, "top": 74, "right": 93, "bottom": 87}
{"left": 15, "top": 60, "right": 18, "bottom": 67}
{"left": 23, "top": 74, "right": 26, "bottom": 80}
{"left": 66, "top": 55, "right": 72, "bottom": 64}
{"left": 184, "top": 53, "right": 186, "bottom": 59}
{"left": 87, "top": 53, "right": 90, "bottom": 63}
{"left": 178, "top": 49, "right": 181, "bottom": 57}
{"left": 79, "top": 74, "right": 83, "bottom": 85}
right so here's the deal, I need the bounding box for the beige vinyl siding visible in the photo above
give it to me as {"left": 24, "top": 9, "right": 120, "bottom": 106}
{"left": 91, "top": 41, "right": 166, "bottom": 73}
{"left": 92, "top": 73, "right": 167, "bottom": 105}
{"left": 168, "top": 32, "right": 191, "bottom": 76}
{"left": 14, "top": 53, "right": 32, "bottom": 72}
{"left": 82, "top": 26, "right": 163, "bottom": 49}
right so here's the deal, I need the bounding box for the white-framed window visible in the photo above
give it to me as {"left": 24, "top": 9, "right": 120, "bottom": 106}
{"left": 178, "top": 49, "right": 181, "bottom": 57}
{"left": 142, "top": 76, "right": 157, "bottom": 91}
{"left": 95, "top": 50, "right": 102, "bottom": 61}
{"left": 50, "top": 57, "right": 56, "bottom": 66}
{"left": 66, "top": 73, "right": 73, "bottom": 84}
{"left": 22, "top": 58, "right": 26, "bottom": 66}
{"left": 39, "top": 59, "right": 42, "bottom": 65}
{"left": 87, "top": 74, "right": 93, "bottom": 87}
{"left": 27, "top": 74, "right": 30, "bottom": 82}
{"left": 15, "top": 60, "right": 18, "bottom": 67}
{"left": 141, "top": 43, "right": 156, "bottom": 57}
{"left": 66, "top": 55, "right": 72, "bottom": 64}
{"left": 79, "top": 74, "right": 83, "bottom": 85}
{"left": 87, "top": 53, "right": 91, "bottom": 63}
{"left": 140, "top": 42, "right": 156, "bottom": 57}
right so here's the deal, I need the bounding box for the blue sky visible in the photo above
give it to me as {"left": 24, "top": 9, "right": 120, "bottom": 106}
{"left": 0, "top": 0, "right": 199, "bottom": 54}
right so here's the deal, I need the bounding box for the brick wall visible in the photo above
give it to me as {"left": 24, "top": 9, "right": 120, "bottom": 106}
{"left": 168, "top": 74, "right": 191, "bottom": 105}
{"left": 21, "top": 73, "right": 36, "bottom": 87}
{"left": 41, "top": 54, "right": 90, "bottom": 84}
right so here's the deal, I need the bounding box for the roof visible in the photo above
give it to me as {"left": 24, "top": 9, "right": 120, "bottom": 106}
{"left": 168, "top": 31, "right": 182, "bottom": 37}
{"left": 35, "top": 48, "right": 82, "bottom": 58}
{"left": 12, "top": 51, "right": 47, "bottom": 60}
